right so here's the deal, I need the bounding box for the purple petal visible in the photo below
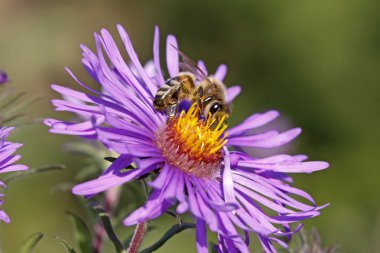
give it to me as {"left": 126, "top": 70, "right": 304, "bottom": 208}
{"left": 272, "top": 182, "right": 315, "bottom": 204}
{"left": 244, "top": 154, "right": 306, "bottom": 164}
{"left": 248, "top": 128, "right": 301, "bottom": 148}
{"left": 185, "top": 177, "right": 202, "bottom": 218}
{"left": 175, "top": 172, "right": 189, "bottom": 214}
{"left": 196, "top": 219, "right": 208, "bottom": 253}
{"left": 235, "top": 184, "right": 295, "bottom": 213}
{"left": 0, "top": 70, "right": 8, "bottom": 85}
{"left": 217, "top": 214, "right": 250, "bottom": 253}
{"left": 44, "top": 119, "right": 98, "bottom": 136}
{"left": 0, "top": 143, "right": 23, "bottom": 156}
{"left": 228, "top": 110, "right": 280, "bottom": 137}
{"left": 83, "top": 34, "right": 151, "bottom": 101}
{"left": 197, "top": 180, "right": 239, "bottom": 213}
{"left": 0, "top": 164, "right": 28, "bottom": 173}
{"left": 258, "top": 235, "right": 277, "bottom": 253}
{"left": 143, "top": 60, "right": 157, "bottom": 80}
{"left": 115, "top": 26, "right": 157, "bottom": 95}
{"left": 153, "top": 26, "right": 166, "bottom": 85}
{"left": 0, "top": 127, "right": 14, "bottom": 140}
{"left": 234, "top": 167, "right": 316, "bottom": 205}
{"left": 208, "top": 201, "right": 239, "bottom": 213}
{"left": 194, "top": 189, "right": 219, "bottom": 231}
{"left": 197, "top": 60, "right": 208, "bottom": 76}
{"left": 214, "top": 64, "right": 227, "bottom": 81}
{"left": 161, "top": 169, "right": 181, "bottom": 201}
{"left": 72, "top": 157, "right": 162, "bottom": 195}
{"left": 294, "top": 154, "right": 308, "bottom": 162}
{"left": 103, "top": 154, "right": 133, "bottom": 175}
{"left": 123, "top": 192, "right": 172, "bottom": 225}
{"left": 52, "top": 99, "right": 101, "bottom": 116}
{"left": 148, "top": 165, "right": 172, "bottom": 189}
{"left": 222, "top": 147, "right": 236, "bottom": 204}
{"left": 226, "top": 86, "right": 241, "bottom": 103}
{"left": 51, "top": 85, "right": 93, "bottom": 103}
{"left": 0, "top": 210, "right": 10, "bottom": 223}
{"left": 123, "top": 167, "right": 176, "bottom": 225}
{"left": 232, "top": 173, "right": 315, "bottom": 211}
{"left": 238, "top": 160, "right": 329, "bottom": 173}
{"left": 234, "top": 190, "right": 283, "bottom": 229}
{"left": 166, "top": 35, "right": 179, "bottom": 77}
{"left": 227, "top": 130, "right": 279, "bottom": 146}
{"left": 229, "top": 128, "right": 302, "bottom": 148}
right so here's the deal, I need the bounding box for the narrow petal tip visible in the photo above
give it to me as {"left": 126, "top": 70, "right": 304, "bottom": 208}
{"left": 304, "top": 161, "right": 329, "bottom": 172}
{"left": 0, "top": 210, "right": 10, "bottom": 223}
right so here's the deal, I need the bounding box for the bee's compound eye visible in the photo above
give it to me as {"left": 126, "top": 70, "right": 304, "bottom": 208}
{"left": 210, "top": 102, "right": 222, "bottom": 114}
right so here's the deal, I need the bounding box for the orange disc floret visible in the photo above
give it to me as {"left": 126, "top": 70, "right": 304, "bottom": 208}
{"left": 156, "top": 103, "right": 228, "bottom": 178}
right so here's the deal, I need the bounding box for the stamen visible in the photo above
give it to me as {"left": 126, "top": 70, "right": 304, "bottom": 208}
{"left": 156, "top": 103, "right": 228, "bottom": 178}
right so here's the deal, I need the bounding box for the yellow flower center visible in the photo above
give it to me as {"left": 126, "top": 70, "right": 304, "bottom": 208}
{"left": 156, "top": 103, "right": 228, "bottom": 178}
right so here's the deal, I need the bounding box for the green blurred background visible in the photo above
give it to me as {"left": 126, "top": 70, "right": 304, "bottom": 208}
{"left": 1, "top": 0, "right": 380, "bottom": 252}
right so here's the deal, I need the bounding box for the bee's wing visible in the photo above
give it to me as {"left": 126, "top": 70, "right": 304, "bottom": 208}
{"left": 170, "top": 44, "right": 211, "bottom": 84}
{"left": 179, "top": 61, "right": 198, "bottom": 77}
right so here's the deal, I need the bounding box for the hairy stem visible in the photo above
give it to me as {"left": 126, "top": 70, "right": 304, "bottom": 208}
{"left": 93, "top": 223, "right": 106, "bottom": 253}
{"left": 127, "top": 221, "right": 149, "bottom": 253}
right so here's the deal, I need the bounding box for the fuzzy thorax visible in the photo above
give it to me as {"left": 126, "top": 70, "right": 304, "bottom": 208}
{"left": 156, "top": 104, "right": 228, "bottom": 178}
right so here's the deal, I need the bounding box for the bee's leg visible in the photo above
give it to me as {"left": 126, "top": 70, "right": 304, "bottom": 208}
{"left": 166, "top": 85, "right": 181, "bottom": 121}
{"left": 167, "top": 104, "right": 178, "bottom": 121}
{"left": 171, "top": 85, "right": 181, "bottom": 102}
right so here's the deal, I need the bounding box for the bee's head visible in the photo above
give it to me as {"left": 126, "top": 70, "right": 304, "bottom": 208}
{"left": 204, "top": 100, "right": 231, "bottom": 129}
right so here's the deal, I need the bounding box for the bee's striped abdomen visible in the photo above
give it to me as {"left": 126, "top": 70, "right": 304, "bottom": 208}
{"left": 153, "top": 73, "right": 196, "bottom": 110}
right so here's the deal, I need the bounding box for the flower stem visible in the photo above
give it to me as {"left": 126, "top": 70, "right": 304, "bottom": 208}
{"left": 127, "top": 221, "right": 149, "bottom": 253}
{"left": 93, "top": 187, "right": 121, "bottom": 253}
{"left": 93, "top": 222, "right": 106, "bottom": 253}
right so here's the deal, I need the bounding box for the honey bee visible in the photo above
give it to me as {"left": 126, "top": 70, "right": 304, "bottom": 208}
{"left": 153, "top": 48, "right": 231, "bottom": 127}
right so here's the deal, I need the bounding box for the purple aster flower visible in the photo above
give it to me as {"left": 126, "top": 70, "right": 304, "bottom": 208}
{"left": 44, "top": 25, "right": 329, "bottom": 252}
{"left": 0, "top": 70, "right": 8, "bottom": 85}
{"left": 0, "top": 127, "right": 28, "bottom": 223}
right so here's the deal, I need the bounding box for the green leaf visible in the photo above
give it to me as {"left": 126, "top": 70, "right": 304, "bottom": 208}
{"left": 74, "top": 164, "right": 100, "bottom": 181}
{"left": 0, "top": 86, "right": 13, "bottom": 103}
{"left": 55, "top": 236, "right": 77, "bottom": 253}
{"left": 64, "top": 142, "right": 104, "bottom": 161}
{"left": 2, "top": 95, "right": 40, "bottom": 119}
{"left": 6, "top": 117, "right": 41, "bottom": 134}
{"left": 4, "top": 164, "right": 65, "bottom": 184}
{"left": 0, "top": 92, "right": 26, "bottom": 112}
{"left": 140, "top": 222, "right": 196, "bottom": 253}
{"left": 51, "top": 182, "right": 75, "bottom": 193}
{"left": 91, "top": 203, "right": 126, "bottom": 253}
{"left": 1, "top": 113, "right": 24, "bottom": 124}
{"left": 63, "top": 142, "right": 112, "bottom": 169}
{"left": 19, "top": 232, "right": 43, "bottom": 253}
{"left": 66, "top": 211, "right": 93, "bottom": 253}
{"left": 0, "top": 91, "right": 40, "bottom": 127}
